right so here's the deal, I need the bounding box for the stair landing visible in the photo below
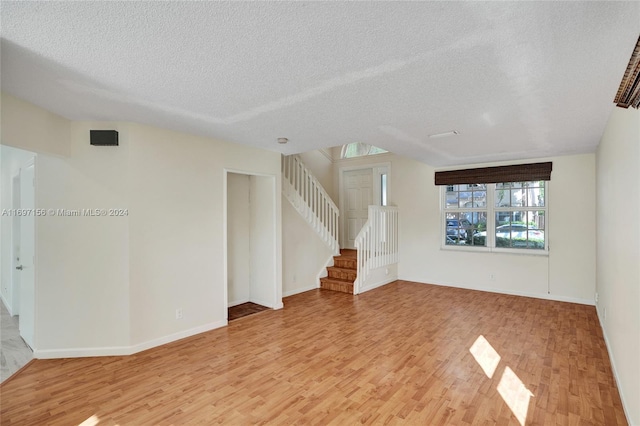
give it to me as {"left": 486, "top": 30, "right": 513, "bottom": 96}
{"left": 320, "top": 249, "right": 356, "bottom": 294}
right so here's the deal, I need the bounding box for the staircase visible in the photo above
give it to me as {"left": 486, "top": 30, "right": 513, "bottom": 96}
{"left": 282, "top": 154, "right": 339, "bottom": 254}
{"left": 320, "top": 249, "right": 357, "bottom": 294}
{"left": 282, "top": 154, "right": 399, "bottom": 296}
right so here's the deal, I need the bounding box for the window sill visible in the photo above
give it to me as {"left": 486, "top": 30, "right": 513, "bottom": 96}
{"left": 441, "top": 245, "right": 549, "bottom": 256}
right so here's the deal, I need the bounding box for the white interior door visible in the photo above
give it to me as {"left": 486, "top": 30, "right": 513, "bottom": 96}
{"left": 18, "top": 161, "right": 35, "bottom": 349}
{"left": 344, "top": 168, "right": 373, "bottom": 249}
{"left": 11, "top": 174, "right": 22, "bottom": 315}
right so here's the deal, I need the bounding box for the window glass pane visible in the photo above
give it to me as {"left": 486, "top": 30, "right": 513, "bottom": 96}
{"left": 445, "top": 184, "right": 464, "bottom": 209}
{"left": 496, "top": 181, "right": 545, "bottom": 207}
{"left": 494, "top": 211, "right": 545, "bottom": 249}
{"left": 510, "top": 188, "right": 524, "bottom": 207}
{"left": 467, "top": 212, "right": 488, "bottom": 247}
{"left": 495, "top": 185, "right": 510, "bottom": 207}
{"left": 446, "top": 212, "right": 487, "bottom": 246}
{"left": 369, "top": 146, "right": 388, "bottom": 155}
{"left": 446, "top": 193, "right": 459, "bottom": 209}
{"left": 472, "top": 188, "right": 487, "bottom": 208}
{"left": 523, "top": 181, "right": 545, "bottom": 207}
{"left": 459, "top": 192, "right": 471, "bottom": 208}
{"left": 342, "top": 143, "right": 388, "bottom": 158}
{"left": 381, "top": 174, "right": 387, "bottom": 206}
{"left": 451, "top": 184, "right": 485, "bottom": 208}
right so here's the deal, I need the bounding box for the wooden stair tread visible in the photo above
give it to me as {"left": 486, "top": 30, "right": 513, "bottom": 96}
{"left": 327, "top": 266, "right": 356, "bottom": 273}
{"left": 320, "top": 277, "right": 354, "bottom": 294}
{"left": 322, "top": 249, "right": 357, "bottom": 294}
{"left": 321, "top": 276, "right": 353, "bottom": 283}
{"left": 333, "top": 257, "right": 357, "bottom": 268}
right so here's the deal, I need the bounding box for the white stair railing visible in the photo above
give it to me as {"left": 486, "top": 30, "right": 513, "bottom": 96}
{"left": 282, "top": 155, "right": 339, "bottom": 254}
{"left": 354, "top": 206, "right": 399, "bottom": 294}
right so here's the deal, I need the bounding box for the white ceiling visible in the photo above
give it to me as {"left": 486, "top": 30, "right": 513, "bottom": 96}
{"left": 1, "top": 1, "right": 638, "bottom": 166}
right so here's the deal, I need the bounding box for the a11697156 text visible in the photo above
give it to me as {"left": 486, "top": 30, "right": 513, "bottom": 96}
{"left": 1, "top": 208, "right": 128, "bottom": 217}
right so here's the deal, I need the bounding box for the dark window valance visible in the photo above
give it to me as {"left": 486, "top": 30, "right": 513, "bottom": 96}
{"left": 614, "top": 35, "right": 640, "bottom": 109}
{"left": 434, "top": 162, "right": 552, "bottom": 186}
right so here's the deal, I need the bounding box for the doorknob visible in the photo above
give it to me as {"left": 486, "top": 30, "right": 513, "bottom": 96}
{"left": 16, "top": 265, "right": 23, "bottom": 270}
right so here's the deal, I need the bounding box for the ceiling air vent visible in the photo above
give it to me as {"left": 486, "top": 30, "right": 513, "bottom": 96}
{"left": 614, "top": 35, "right": 640, "bottom": 109}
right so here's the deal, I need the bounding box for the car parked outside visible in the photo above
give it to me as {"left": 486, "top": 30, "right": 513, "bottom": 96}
{"left": 446, "top": 219, "right": 471, "bottom": 242}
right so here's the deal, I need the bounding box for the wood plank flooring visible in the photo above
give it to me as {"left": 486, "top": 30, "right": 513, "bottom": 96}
{"left": 0, "top": 281, "right": 627, "bottom": 425}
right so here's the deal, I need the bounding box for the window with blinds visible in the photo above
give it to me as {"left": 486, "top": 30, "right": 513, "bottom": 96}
{"left": 436, "top": 163, "right": 551, "bottom": 252}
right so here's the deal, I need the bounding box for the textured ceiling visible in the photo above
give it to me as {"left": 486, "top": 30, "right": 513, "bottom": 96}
{"left": 1, "top": 1, "right": 639, "bottom": 166}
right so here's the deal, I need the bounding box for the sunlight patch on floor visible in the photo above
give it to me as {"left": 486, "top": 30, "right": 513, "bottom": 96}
{"left": 78, "top": 415, "right": 100, "bottom": 426}
{"left": 469, "top": 335, "right": 501, "bottom": 378}
{"left": 497, "top": 366, "right": 534, "bottom": 426}
{"left": 470, "top": 335, "right": 534, "bottom": 425}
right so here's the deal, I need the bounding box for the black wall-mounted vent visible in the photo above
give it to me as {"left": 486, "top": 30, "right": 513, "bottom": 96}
{"left": 90, "top": 130, "right": 119, "bottom": 146}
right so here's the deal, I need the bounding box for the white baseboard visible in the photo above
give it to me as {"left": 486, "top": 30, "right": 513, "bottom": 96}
{"left": 359, "top": 276, "right": 397, "bottom": 294}
{"left": 1, "top": 293, "right": 13, "bottom": 316}
{"left": 484, "top": 286, "right": 594, "bottom": 306}
{"left": 356, "top": 263, "right": 398, "bottom": 295}
{"left": 35, "top": 345, "right": 131, "bottom": 359}
{"left": 34, "top": 320, "right": 227, "bottom": 359}
{"left": 249, "top": 297, "right": 276, "bottom": 309}
{"left": 399, "top": 277, "right": 595, "bottom": 306}
{"left": 596, "top": 305, "right": 633, "bottom": 425}
{"left": 283, "top": 284, "right": 317, "bottom": 298}
{"left": 129, "top": 320, "right": 227, "bottom": 355}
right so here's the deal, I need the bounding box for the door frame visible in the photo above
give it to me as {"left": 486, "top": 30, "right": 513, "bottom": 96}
{"left": 11, "top": 171, "right": 22, "bottom": 316}
{"left": 15, "top": 157, "right": 37, "bottom": 350}
{"left": 222, "top": 168, "right": 282, "bottom": 323}
{"left": 338, "top": 161, "right": 391, "bottom": 248}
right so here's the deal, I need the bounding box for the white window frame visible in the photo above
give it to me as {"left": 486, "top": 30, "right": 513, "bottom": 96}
{"left": 441, "top": 181, "right": 549, "bottom": 255}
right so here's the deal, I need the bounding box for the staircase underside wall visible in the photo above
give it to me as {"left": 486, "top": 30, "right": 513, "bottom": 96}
{"left": 282, "top": 195, "right": 335, "bottom": 297}
{"left": 357, "top": 263, "right": 398, "bottom": 295}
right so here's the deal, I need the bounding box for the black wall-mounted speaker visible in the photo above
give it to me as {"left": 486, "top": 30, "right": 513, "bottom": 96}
{"left": 90, "top": 130, "right": 119, "bottom": 146}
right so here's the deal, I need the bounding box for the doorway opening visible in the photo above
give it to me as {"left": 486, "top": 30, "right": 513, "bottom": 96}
{"left": 339, "top": 163, "right": 390, "bottom": 249}
{"left": 1, "top": 145, "right": 36, "bottom": 381}
{"left": 225, "top": 171, "right": 278, "bottom": 321}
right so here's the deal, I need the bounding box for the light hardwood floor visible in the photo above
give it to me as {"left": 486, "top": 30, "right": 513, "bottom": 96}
{"left": 0, "top": 281, "right": 627, "bottom": 425}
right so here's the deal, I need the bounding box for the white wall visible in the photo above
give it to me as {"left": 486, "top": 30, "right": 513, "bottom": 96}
{"left": 334, "top": 152, "right": 597, "bottom": 304}
{"left": 298, "top": 149, "right": 336, "bottom": 202}
{"left": 0, "top": 145, "right": 36, "bottom": 313}
{"left": 596, "top": 106, "right": 640, "bottom": 425}
{"left": 227, "top": 173, "right": 251, "bottom": 306}
{"left": 1, "top": 94, "right": 283, "bottom": 357}
{"left": 548, "top": 154, "right": 596, "bottom": 301}
{"left": 1, "top": 93, "right": 70, "bottom": 157}
{"left": 36, "top": 121, "right": 131, "bottom": 352}
{"left": 127, "top": 123, "right": 282, "bottom": 347}
{"left": 249, "top": 175, "right": 277, "bottom": 307}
